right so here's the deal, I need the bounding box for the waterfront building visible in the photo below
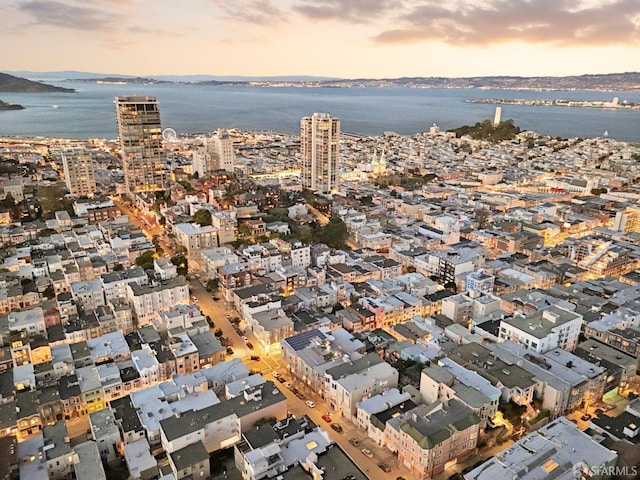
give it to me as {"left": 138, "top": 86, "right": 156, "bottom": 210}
{"left": 114, "top": 96, "right": 168, "bottom": 196}
{"left": 60, "top": 148, "right": 96, "bottom": 198}
{"left": 300, "top": 112, "right": 340, "bottom": 194}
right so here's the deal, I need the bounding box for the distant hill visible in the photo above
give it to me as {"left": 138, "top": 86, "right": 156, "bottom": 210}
{"left": 0, "top": 72, "right": 75, "bottom": 93}
{"left": 6, "top": 70, "right": 640, "bottom": 91}
{"left": 0, "top": 99, "right": 24, "bottom": 110}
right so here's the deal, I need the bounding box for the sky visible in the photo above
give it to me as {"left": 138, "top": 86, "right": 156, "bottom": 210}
{"left": 2, "top": 0, "right": 640, "bottom": 78}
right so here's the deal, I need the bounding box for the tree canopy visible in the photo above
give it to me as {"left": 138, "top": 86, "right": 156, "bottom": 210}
{"left": 192, "top": 209, "right": 212, "bottom": 226}
{"left": 135, "top": 250, "right": 155, "bottom": 270}
{"left": 448, "top": 119, "right": 521, "bottom": 142}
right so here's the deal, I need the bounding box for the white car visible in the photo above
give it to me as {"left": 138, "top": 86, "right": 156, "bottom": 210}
{"left": 241, "top": 336, "right": 248, "bottom": 342}
{"left": 305, "top": 400, "right": 315, "bottom": 408}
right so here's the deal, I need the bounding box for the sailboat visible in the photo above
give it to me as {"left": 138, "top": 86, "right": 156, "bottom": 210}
{"left": 603, "top": 130, "right": 609, "bottom": 137}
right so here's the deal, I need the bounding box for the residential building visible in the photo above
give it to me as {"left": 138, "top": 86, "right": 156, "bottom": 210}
{"left": 61, "top": 147, "right": 96, "bottom": 198}
{"left": 300, "top": 112, "right": 340, "bottom": 193}
{"left": 114, "top": 96, "right": 167, "bottom": 196}
{"left": 388, "top": 400, "right": 481, "bottom": 480}
{"left": 465, "top": 417, "right": 618, "bottom": 480}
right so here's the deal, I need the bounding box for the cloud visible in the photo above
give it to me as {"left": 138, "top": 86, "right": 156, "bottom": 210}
{"left": 212, "top": 0, "right": 284, "bottom": 25}
{"left": 373, "top": 0, "right": 640, "bottom": 46}
{"left": 293, "top": 0, "right": 396, "bottom": 23}
{"left": 18, "top": 0, "right": 125, "bottom": 31}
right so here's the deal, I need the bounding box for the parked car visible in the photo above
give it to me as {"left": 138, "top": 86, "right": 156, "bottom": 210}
{"left": 285, "top": 382, "right": 293, "bottom": 389}
{"left": 277, "top": 376, "right": 286, "bottom": 383}
{"left": 272, "top": 372, "right": 280, "bottom": 378}
{"left": 330, "top": 423, "right": 343, "bottom": 433}
{"left": 322, "top": 414, "right": 332, "bottom": 423}
{"left": 349, "top": 438, "right": 359, "bottom": 447}
{"left": 378, "top": 463, "right": 392, "bottom": 473}
{"left": 241, "top": 336, "right": 248, "bottom": 342}
{"left": 581, "top": 414, "right": 592, "bottom": 421}
{"left": 361, "top": 448, "right": 373, "bottom": 459}
{"left": 250, "top": 355, "right": 260, "bottom": 361}
{"left": 295, "top": 392, "right": 305, "bottom": 400}
{"left": 246, "top": 342, "right": 254, "bottom": 350}
{"left": 226, "top": 347, "right": 234, "bottom": 355}
{"left": 305, "top": 400, "right": 316, "bottom": 408}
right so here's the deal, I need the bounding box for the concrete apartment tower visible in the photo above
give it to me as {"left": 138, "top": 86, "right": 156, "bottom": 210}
{"left": 192, "top": 130, "right": 235, "bottom": 177}
{"left": 61, "top": 147, "right": 96, "bottom": 198}
{"left": 114, "top": 96, "right": 168, "bottom": 197}
{"left": 300, "top": 112, "right": 340, "bottom": 194}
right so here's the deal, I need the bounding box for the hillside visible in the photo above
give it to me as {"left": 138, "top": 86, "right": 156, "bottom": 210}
{"left": 448, "top": 119, "right": 521, "bottom": 142}
{"left": 0, "top": 72, "right": 75, "bottom": 93}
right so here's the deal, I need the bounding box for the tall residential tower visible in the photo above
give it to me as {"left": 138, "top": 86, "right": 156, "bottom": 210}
{"left": 300, "top": 113, "right": 340, "bottom": 194}
{"left": 61, "top": 148, "right": 96, "bottom": 198}
{"left": 114, "top": 96, "right": 168, "bottom": 196}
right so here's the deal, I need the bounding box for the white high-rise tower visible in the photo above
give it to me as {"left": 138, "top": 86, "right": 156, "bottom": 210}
{"left": 300, "top": 113, "right": 340, "bottom": 194}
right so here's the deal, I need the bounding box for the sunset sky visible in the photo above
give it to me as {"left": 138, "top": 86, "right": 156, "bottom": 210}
{"left": 2, "top": 0, "right": 639, "bottom": 78}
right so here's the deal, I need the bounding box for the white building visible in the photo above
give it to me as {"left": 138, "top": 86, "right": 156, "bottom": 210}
{"left": 61, "top": 147, "right": 96, "bottom": 198}
{"left": 173, "top": 223, "right": 219, "bottom": 254}
{"left": 465, "top": 417, "right": 618, "bottom": 480}
{"left": 127, "top": 277, "right": 190, "bottom": 326}
{"left": 499, "top": 305, "right": 583, "bottom": 353}
{"left": 300, "top": 112, "right": 340, "bottom": 194}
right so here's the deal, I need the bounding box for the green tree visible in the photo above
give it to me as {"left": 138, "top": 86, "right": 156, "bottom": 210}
{"left": 36, "top": 185, "right": 74, "bottom": 218}
{"left": 206, "top": 278, "right": 219, "bottom": 292}
{"left": 317, "top": 217, "right": 348, "bottom": 249}
{"left": 37, "top": 228, "right": 58, "bottom": 238}
{"left": 192, "top": 209, "right": 212, "bottom": 226}
{"left": 135, "top": 250, "right": 155, "bottom": 270}
{"left": 171, "top": 255, "right": 188, "bottom": 276}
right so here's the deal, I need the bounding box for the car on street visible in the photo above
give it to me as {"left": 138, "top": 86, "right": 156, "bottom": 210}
{"left": 277, "top": 376, "right": 286, "bottom": 383}
{"left": 349, "top": 438, "right": 359, "bottom": 447}
{"left": 295, "top": 392, "right": 305, "bottom": 400}
{"left": 305, "top": 400, "right": 316, "bottom": 408}
{"left": 250, "top": 355, "right": 260, "bottom": 361}
{"left": 291, "top": 387, "right": 299, "bottom": 394}
{"left": 285, "top": 382, "right": 293, "bottom": 389}
{"left": 581, "top": 414, "right": 592, "bottom": 421}
{"left": 330, "top": 423, "right": 343, "bottom": 433}
{"left": 361, "top": 448, "right": 373, "bottom": 459}
{"left": 241, "top": 336, "right": 248, "bottom": 342}
{"left": 378, "top": 463, "right": 392, "bottom": 473}
{"left": 322, "top": 414, "right": 332, "bottom": 423}
{"left": 272, "top": 372, "right": 280, "bottom": 378}
{"left": 246, "top": 342, "right": 254, "bottom": 350}
{"left": 226, "top": 347, "right": 234, "bottom": 355}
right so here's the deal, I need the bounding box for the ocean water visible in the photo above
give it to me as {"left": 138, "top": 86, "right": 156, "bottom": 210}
{"left": 0, "top": 80, "right": 639, "bottom": 142}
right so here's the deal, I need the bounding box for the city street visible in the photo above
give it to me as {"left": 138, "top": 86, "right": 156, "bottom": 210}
{"left": 273, "top": 373, "right": 410, "bottom": 480}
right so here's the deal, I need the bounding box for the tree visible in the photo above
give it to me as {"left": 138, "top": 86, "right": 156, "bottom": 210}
{"left": 171, "top": 255, "right": 188, "bottom": 276}
{"left": 37, "top": 228, "right": 58, "bottom": 238}
{"left": 214, "top": 329, "right": 223, "bottom": 338}
{"left": 206, "top": 278, "right": 219, "bottom": 292}
{"left": 135, "top": 250, "right": 155, "bottom": 270}
{"left": 192, "top": 209, "right": 212, "bottom": 226}
{"left": 316, "top": 217, "right": 348, "bottom": 249}
{"left": 36, "top": 185, "right": 74, "bottom": 218}
{"left": 0, "top": 192, "right": 21, "bottom": 220}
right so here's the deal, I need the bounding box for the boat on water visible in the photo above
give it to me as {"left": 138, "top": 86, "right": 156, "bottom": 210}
{"left": 52, "top": 105, "right": 59, "bottom": 109}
